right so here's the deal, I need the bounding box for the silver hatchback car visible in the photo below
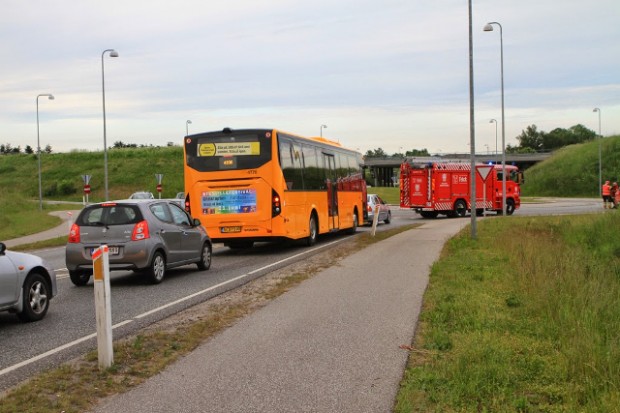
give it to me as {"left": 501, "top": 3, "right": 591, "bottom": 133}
{"left": 66, "top": 199, "right": 212, "bottom": 286}
{"left": 366, "top": 194, "right": 392, "bottom": 225}
{"left": 0, "top": 242, "right": 57, "bottom": 322}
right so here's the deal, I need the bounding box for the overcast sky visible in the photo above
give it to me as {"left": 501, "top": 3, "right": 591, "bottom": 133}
{"left": 1, "top": 0, "right": 618, "bottom": 155}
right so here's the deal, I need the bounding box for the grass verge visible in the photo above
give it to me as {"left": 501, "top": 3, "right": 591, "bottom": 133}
{"left": 0, "top": 224, "right": 418, "bottom": 413}
{"left": 395, "top": 213, "right": 620, "bottom": 412}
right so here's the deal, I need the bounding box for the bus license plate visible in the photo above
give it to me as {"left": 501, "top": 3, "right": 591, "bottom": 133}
{"left": 221, "top": 226, "right": 242, "bottom": 233}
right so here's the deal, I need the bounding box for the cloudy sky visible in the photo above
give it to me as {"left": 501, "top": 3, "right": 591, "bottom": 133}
{"left": 1, "top": 0, "right": 618, "bottom": 155}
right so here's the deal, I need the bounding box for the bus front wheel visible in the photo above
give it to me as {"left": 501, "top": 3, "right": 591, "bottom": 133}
{"left": 306, "top": 214, "right": 318, "bottom": 246}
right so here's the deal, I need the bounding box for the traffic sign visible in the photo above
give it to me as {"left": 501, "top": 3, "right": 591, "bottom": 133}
{"left": 156, "top": 184, "right": 162, "bottom": 193}
{"left": 84, "top": 184, "right": 91, "bottom": 194}
{"left": 476, "top": 166, "right": 493, "bottom": 181}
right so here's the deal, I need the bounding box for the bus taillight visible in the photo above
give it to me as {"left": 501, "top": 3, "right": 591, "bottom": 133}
{"left": 272, "top": 190, "right": 281, "bottom": 217}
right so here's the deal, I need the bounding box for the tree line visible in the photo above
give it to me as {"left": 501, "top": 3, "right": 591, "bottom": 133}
{"left": 364, "top": 124, "right": 597, "bottom": 158}
{"left": 2, "top": 124, "right": 596, "bottom": 157}
{"left": 0, "top": 144, "right": 52, "bottom": 155}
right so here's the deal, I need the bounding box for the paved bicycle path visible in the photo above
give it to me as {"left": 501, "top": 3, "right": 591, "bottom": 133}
{"left": 3, "top": 210, "right": 79, "bottom": 248}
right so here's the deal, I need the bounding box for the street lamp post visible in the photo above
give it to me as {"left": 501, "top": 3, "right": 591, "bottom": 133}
{"left": 593, "top": 107, "right": 602, "bottom": 192}
{"left": 102, "top": 48, "right": 119, "bottom": 201}
{"left": 36, "top": 93, "right": 55, "bottom": 211}
{"left": 489, "top": 119, "right": 498, "bottom": 157}
{"left": 484, "top": 22, "right": 507, "bottom": 215}
{"left": 186, "top": 120, "right": 192, "bottom": 136}
{"left": 320, "top": 124, "right": 327, "bottom": 137}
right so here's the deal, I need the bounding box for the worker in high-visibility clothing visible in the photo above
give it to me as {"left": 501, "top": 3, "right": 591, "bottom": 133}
{"left": 602, "top": 180, "right": 612, "bottom": 209}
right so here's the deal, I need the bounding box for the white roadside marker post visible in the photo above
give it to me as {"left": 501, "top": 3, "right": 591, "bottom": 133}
{"left": 371, "top": 204, "right": 380, "bottom": 237}
{"left": 92, "top": 245, "right": 113, "bottom": 369}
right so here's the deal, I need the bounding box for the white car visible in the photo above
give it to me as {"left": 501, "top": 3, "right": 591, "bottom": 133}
{"left": 0, "top": 242, "right": 57, "bottom": 322}
{"left": 366, "top": 194, "right": 392, "bottom": 225}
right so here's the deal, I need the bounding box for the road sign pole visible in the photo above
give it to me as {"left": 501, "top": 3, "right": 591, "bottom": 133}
{"left": 92, "top": 245, "right": 113, "bottom": 369}
{"left": 476, "top": 166, "right": 493, "bottom": 218}
{"left": 155, "top": 173, "right": 164, "bottom": 199}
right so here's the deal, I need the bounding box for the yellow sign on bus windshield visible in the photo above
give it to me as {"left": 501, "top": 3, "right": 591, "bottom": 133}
{"left": 198, "top": 142, "right": 260, "bottom": 157}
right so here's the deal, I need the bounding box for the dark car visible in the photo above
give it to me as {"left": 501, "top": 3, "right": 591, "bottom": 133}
{"left": 366, "top": 194, "right": 391, "bottom": 225}
{"left": 0, "top": 242, "right": 57, "bottom": 322}
{"left": 66, "top": 199, "right": 212, "bottom": 286}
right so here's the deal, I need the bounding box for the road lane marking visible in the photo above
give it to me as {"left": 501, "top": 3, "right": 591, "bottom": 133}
{"left": 1, "top": 237, "right": 345, "bottom": 378}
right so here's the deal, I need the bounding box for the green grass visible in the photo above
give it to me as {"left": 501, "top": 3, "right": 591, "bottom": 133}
{"left": 369, "top": 186, "right": 399, "bottom": 204}
{"left": 395, "top": 213, "right": 620, "bottom": 412}
{"left": 522, "top": 135, "right": 620, "bottom": 198}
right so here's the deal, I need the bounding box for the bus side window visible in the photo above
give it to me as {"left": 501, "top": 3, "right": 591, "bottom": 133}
{"left": 279, "top": 138, "right": 303, "bottom": 190}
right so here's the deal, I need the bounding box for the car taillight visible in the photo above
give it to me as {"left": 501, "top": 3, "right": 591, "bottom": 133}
{"left": 68, "top": 223, "right": 80, "bottom": 243}
{"left": 132, "top": 220, "right": 150, "bottom": 241}
{"left": 272, "top": 190, "right": 281, "bottom": 217}
{"left": 184, "top": 194, "right": 191, "bottom": 214}
{"left": 367, "top": 205, "right": 372, "bottom": 212}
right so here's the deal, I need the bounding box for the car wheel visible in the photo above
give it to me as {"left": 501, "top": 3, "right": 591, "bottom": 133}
{"left": 384, "top": 211, "right": 391, "bottom": 224}
{"left": 147, "top": 251, "right": 166, "bottom": 284}
{"left": 454, "top": 200, "right": 468, "bottom": 217}
{"left": 306, "top": 214, "right": 318, "bottom": 246}
{"left": 197, "top": 242, "right": 212, "bottom": 271}
{"left": 69, "top": 270, "right": 91, "bottom": 287}
{"left": 17, "top": 273, "right": 50, "bottom": 322}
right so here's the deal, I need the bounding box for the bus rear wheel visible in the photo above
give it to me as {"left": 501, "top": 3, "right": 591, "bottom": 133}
{"left": 347, "top": 211, "right": 358, "bottom": 235}
{"left": 306, "top": 214, "right": 318, "bottom": 246}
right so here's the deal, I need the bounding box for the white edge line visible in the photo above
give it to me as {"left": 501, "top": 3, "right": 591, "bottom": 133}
{"left": 1, "top": 238, "right": 345, "bottom": 377}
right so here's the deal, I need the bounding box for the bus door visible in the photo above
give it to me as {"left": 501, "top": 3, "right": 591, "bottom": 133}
{"left": 323, "top": 153, "right": 339, "bottom": 229}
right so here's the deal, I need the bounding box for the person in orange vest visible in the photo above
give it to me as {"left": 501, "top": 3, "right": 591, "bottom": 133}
{"left": 602, "top": 180, "right": 612, "bottom": 209}
{"left": 614, "top": 182, "right": 620, "bottom": 209}
{"left": 610, "top": 182, "right": 619, "bottom": 209}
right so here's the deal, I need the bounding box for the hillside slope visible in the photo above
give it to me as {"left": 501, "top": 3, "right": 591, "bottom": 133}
{"left": 521, "top": 135, "right": 620, "bottom": 197}
{"left": 0, "top": 146, "right": 185, "bottom": 203}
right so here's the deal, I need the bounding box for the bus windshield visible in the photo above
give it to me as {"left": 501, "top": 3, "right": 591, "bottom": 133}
{"left": 185, "top": 130, "right": 273, "bottom": 172}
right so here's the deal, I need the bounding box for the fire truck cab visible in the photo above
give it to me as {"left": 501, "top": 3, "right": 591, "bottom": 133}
{"left": 400, "top": 161, "right": 522, "bottom": 218}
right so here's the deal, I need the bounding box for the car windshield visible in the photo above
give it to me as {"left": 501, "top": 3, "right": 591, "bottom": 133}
{"left": 77, "top": 204, "right": 142, "bottom": 226}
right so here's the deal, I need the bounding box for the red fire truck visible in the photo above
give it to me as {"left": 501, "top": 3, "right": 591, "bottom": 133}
{"left": 399, "top": 161, "right": 522, "bottom": 218}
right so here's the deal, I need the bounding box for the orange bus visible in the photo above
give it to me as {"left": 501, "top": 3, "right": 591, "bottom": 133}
{"left": 183, "top": 128, "right": 367, "bottom": 248}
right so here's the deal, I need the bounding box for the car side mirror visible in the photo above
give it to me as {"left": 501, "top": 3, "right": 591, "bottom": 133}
{"left": 0, "top": 242, "right": 6, "bottom": 254}
{"left": 192, "top": 218, "right": 202, "bottom": 227}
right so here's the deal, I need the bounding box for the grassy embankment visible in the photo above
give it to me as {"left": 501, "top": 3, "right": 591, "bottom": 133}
{"left": 395, "top": 212, "right": 620, "bottom": 412}
{"left": 0, "top": 146, "right": 185, "bottom": 245}
{"left": 2, "top": 136, "right": 618, "bottom": 243}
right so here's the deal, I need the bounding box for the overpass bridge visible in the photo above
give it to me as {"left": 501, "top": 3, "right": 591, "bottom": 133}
{"left": 363, "top": 152, "right": 551, "bottom": 187}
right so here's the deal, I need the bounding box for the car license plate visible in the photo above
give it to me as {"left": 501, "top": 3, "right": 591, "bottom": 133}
{"left": 90, "top": 246, "right": 120, "bottom": 256}
{"left": 221, "top": 226, "right": 242, "bottom": 233}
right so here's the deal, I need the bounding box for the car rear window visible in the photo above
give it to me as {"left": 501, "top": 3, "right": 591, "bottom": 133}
{"left": 77, "top": 204, "right": 142, "bottom": 226}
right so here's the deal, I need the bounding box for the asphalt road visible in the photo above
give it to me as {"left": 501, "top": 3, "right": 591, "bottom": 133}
{"left": 0, "top": 198, "right": 601, "bottom": 392}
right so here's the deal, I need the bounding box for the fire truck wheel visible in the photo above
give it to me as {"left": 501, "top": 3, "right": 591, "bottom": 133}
{"left": 506, "top": 199, "right": 515, "bottom": 215}
{"left": 454, "top": 200, "right": 467, "bottom": 217}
